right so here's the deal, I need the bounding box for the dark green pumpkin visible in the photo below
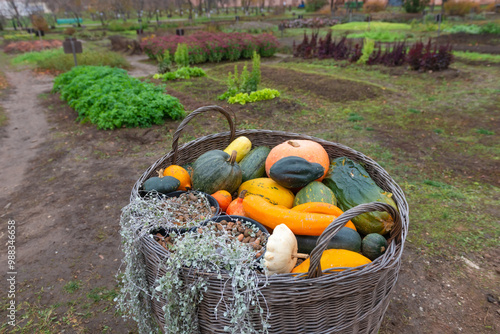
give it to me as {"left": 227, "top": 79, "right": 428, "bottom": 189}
{"left": 142, "top": 176, "right": 180, "bottom": 195}
{"left": 296, "top": 227, "right": 362, "bottom": 254}
{"left": 293, "top": 181, "right": 337, "bottom": 207}
{"left": 192, "top": 150, "right": 242, "bottom": 195}
{"left": 362, "top": 233, "right": 388, "bottom": 260}
{"left": 239, "top": 146, "right": 271, "bottom": 182}
{"left": 269, "top": 156, "right": 324, "bottom": 189}
{"left": 322, "top": 157, "right": 398, "bottom": 235}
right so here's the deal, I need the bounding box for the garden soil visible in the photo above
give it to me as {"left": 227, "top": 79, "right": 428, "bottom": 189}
{"left": 0, "top": 56, "right": 498, "bottom": 333}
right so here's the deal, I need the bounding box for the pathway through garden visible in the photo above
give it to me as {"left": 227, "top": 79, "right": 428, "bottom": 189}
{"left": 0, "top": 70, "right": 52, "bottom": 203}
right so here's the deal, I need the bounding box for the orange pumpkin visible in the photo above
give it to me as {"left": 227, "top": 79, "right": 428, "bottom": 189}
{"left": 163, "top": 165, "right": 191, "bottom": 191}
{"left": 265, "top": 140, "right": 330, "bottom": 181}
{"left": 211, "top": 190, "right": 232, "bottom": 212}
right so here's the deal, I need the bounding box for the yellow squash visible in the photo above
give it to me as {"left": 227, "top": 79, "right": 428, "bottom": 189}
{"left": 242, "top": 195, "right": 340, "bottom": 235}
{"left": 291, "top": 249, "right": 371, "bottom": 274}
{"left": 223, "top": 136, "right": 252, "bottom": 163}
{"left": 239, "top": 178, "right": 294, "bottom": 209}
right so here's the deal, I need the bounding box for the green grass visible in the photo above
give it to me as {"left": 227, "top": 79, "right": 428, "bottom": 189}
{"left": 475, "top": 128, "right": 494, "bottom": 135}
{"left": 453, "top": 51, "right": 500, "bottom": 63}
{"left": 0, "top": 106, "right": 7, "bottom": 127}
{"left": 11, "top": 49, "right": 64, "bottom": 65}
{"left": 36, "top": 50, "right": 130, "bottom": 72}
{"left": 347, "top": 30, "right": 410, "bottom": 42}
{"left": 63, "top": 280, "right": 82, "bottom": 294}
{"left": 331, "top": 22, "right": 412, "bottom": 31}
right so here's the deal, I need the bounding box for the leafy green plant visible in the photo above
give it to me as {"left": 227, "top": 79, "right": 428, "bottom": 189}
{"left": 227, "top": 89, "right": 281, "bottom": 105}
{"left": 305, "top": 0, "right": 328, "bottom": 12}
{"left": 479, "top": 22, "right": 500, "bottom": 35}
{"left": 403, "top": 0, "right": 429, "bottom": 13}
{"left": 155, "top": 66, "right": 207, "bottom": 81}
{"left": 443, "top": 24, "right": 481, "bottom": 34}
{"left": 348, "top": 31, "right": 408, "bottom": 42}
{"left": 174, "top": 43, "right": 190, "bottom": 67}
{"left": 357, "top": 38, "right": 375, "bottom": 65}
{"left": 53, "top": 66, "right": 185, "bottom": 129}
{"left": 156, "top": 50, "right": 172, "bottom": 74}
{"left": 241, "top": 51, "right": 261, "bottom": 93}
{"left": 218, "top": 51, "right": 265, "bottom": 100}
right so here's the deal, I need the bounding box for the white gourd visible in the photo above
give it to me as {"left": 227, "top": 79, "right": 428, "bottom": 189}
{"left": 264, "top": 224, "right": 298, "bottom": 275}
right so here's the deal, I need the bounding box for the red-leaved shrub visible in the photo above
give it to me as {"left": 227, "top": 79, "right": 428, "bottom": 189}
{"left": 140, "top": 32, "right": 279, "bottom": 63}
{"left": 4, "top": 40, "right": 63, "bottom": 54}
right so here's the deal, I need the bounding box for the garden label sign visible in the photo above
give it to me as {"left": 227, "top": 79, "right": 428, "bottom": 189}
{"left": 63, "top": 37, "right": 82, "bottom": 67}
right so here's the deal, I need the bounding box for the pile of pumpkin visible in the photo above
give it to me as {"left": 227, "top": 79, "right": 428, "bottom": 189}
{"left": 142, "top": 137, "right": 398, "bottom": 275}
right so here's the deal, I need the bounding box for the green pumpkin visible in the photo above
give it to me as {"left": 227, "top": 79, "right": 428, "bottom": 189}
{"left": 269, "top": 156, "right": 324, "bottom": 189}
{"left": 362, "top": 233, "right": 388, "bottom": 260}
{"left": 192, "top": 150, "right": 242, "bottom": 195}
{"left": 239, "top": 146, "right": 271, "bottom": 183}
{"left": 293, "top": 181, "right": 337, "bottom": 207}
{"left": 323, "top": 157, "right": 398, "bottom": 235}
{"left": 296, "top": 227, "right": 361, "bottom": 254}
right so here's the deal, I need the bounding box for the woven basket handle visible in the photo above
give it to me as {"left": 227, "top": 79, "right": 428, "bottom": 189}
{"left": 170, "top": 105, "right": 236, "bottom": 165}
{"left": 306, "top": 202, "right": 401, "bottom": 279}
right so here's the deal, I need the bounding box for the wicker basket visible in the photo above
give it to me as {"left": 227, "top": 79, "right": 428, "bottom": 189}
{"left": 132, "top": 106, "right": 409, "bottom": 334}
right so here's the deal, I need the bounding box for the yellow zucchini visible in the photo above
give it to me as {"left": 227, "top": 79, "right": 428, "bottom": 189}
{"left": 238, "top": 178, "right": 294, "bottom": 208}
{"left": 223, "top": 136, "right": 252, "bottom": 162}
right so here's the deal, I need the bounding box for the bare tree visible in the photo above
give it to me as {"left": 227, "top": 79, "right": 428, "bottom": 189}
{"left": 5, "top": 0, "right": 25, "bottom": 29}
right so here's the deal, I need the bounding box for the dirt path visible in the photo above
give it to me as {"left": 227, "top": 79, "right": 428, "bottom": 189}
{"left": 0, "top": 70, "right": 52, "bottom": 201}
{"left": 126, "top": 54, "right": 157, "bottom": 78}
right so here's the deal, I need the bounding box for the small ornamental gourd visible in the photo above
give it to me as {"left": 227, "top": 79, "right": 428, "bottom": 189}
{"left": 265, "top": 140, "right": 330, "bottom": 181}
{"left": 162, "top": 165, "right": 191, "bottom": 191}
{"left": 211, "top": 190, "right": 232, "bottom": 212}
{"left": 191, "top": 150, "right": 242, "bottom": 195}
{"left": 142, "top": 176, "right": 180, "bottom": 195}
{"left": 226, "top": 190, "right": 247, "bottom": 216}
{"left": 264, "top": 224, "right": 308, "bottom": 275}
{"left": 361, "top": 233, "right": 388, "bottom": 260}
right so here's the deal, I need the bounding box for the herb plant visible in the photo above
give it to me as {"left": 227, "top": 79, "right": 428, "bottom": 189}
{"left": 218, "top": 51, "right": 275, "bottom": 103}
{"left": 116, "top": 196, "right": 271, "bottom": 334}
{"left": 154, "top": 67, "right": 207, "bottom": 81}
{"left": 228, "top": 89, "right": 281, "bottom": 105}
{"left": 53, "top": 66, "right": 185, "bottom": 129}
{"left": 174, "top": 43, "right": 190, "bottom": 67}
{"left": 357, "top": 38, "right": 375, "bottom": 65}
